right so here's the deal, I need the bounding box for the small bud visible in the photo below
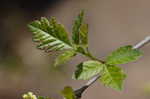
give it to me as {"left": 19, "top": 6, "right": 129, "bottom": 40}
{"left": 22, "top": 92, "right": 37, "bottom": 99}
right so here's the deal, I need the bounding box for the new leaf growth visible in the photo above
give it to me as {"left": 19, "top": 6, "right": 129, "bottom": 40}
{"left": 28, "top": 10, "right": 143, "bottom": 95}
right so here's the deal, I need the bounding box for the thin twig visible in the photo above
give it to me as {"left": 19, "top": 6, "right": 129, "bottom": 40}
{"left": 133, "top": 36, "right": 150, "bottom": 49}
{"left": 74, "top": 36, "right": 150, "bottom": 99}
{"left": 74, "top": 75, "right": 101, "bottom": 98}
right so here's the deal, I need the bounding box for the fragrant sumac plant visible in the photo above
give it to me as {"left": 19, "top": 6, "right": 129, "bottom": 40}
{"left": 23, "top": 11, "right": 150, "bottom": 99}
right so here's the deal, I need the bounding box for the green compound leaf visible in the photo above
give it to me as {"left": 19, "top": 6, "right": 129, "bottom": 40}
{"left": 61, "top": 86, "right": 76, "bottom": 99}
{"left": 79, "top": 24, "right": 88, "bottom": 47}
{"left": 73, "top": 60, "right": 104, "bottom": 80}
{"left": 72, "top": 10, "right": 84, "bottom": 45}
{"left": 28, "top": 17, "right": 72, "bottom": 52}
{"left": 106, "top": 45, "right": 142, "bottom": 65}
{"left": 54, "top": 50, "right": 76, "bottom": 66}
{"left": 100, "top": 64, "right": 126, "bottom": 91}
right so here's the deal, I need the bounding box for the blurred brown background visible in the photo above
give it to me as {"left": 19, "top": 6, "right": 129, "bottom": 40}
{"left": 0, "top": 0, "right": 150, "bottom": 99}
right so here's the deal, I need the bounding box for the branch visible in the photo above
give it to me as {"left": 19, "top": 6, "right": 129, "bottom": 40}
{"left": 74, "top": 36, "right": 150, "bottom": 99}
{"left": 133, "top": 36, "right": 150, "bottom": 49}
